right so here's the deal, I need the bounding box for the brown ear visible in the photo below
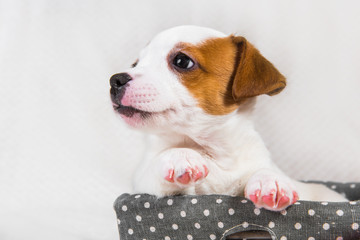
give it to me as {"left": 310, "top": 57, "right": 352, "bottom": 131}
{"left": 231, "top": 36, "right": 286, "bottom": 101}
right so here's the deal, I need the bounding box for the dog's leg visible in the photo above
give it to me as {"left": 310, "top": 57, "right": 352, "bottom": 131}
{"left": 133, "top": 148, "right": 209, "bottom": 196}
{"left": 244, "top": 169, "right": 299, "bottom": 211}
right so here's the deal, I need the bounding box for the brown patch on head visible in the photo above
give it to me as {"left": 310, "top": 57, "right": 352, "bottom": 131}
{"left": 168, "top": 36, "right": 286, "bottom": 115}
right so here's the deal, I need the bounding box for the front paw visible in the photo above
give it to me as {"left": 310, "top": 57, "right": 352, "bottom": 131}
{"left": 245, "top": 170, "right": 299, "bottom": 211}
{"left": 159, "top": 148, "right": 209, "bottom": 186}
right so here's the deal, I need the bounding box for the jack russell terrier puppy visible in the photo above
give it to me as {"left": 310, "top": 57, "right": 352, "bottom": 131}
{"left": 110, "top": 25, "right": 346, "bottom": 211}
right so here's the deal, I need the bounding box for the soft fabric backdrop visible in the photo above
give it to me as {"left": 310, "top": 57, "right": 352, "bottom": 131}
{"left": 0, "top": 0, "right": 359, "bottom": 239}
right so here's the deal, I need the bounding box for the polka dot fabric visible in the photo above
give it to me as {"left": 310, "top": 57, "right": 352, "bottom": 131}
{"left": 114, "top": 182, "right": 360, "bottom": 239}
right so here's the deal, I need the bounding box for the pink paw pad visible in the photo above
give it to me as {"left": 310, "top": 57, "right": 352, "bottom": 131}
{"left": 249, "top": 190, "right": 261, "bottom": 204}
{"left": 261, "top": 190, "right": 276, "bottom": 207}
{"left": 177, "top": 169, "right": 191, "bottom": 184}
{"left": 164, "top": 165, "right": 208, "bottom": 185}
{"left": 277, "top": 190, "right": 291, "bottom": 209}
{"left": 245, "top": 178, "right": 299, "bottom": 211}
{"left": 263, "top": 188, "right": 294, "bottom": 209}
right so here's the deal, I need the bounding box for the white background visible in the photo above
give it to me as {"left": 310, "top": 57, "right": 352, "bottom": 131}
{"left": 0, "top": 0, "right": 359, "bottom": 239}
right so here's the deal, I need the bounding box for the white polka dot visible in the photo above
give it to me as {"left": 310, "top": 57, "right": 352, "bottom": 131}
{"left": 164, "top": 237, "right": 170, "bottom": 240}
{"left": 336, "top": 210, "right": 344, "bottom": 216}
{"left": 122, "top": 205, "right": 128, "bottom": 211}
{"left": 280, "top": 236, "right": 287, "bottom": 240}
{"left": 158, "top": 213, "right": 164, "bottom": 219}
{"left": 167, "top": 199, "right": 173, "bottom": 206}
{"left": 203, "top": 209, "right": 210, "bottom": 216}
{"left": 295, "top": 223, "right": 302, "bottom": 230}
{"left": 144, "top": 202, "right": 150, "bottom": 208}
{"left": 228, "top": 208, "right": 235, "bottom": 215}
{"left": 321, "top": 202, "right": 328, "bottom": 206}
{"left": 180, "top": 211, "right": 186, "bottom": 217}
{"left": 352, "top": 223, "right": 359, "bottom": 230}
{"left": 281, "top": 210, "right": 287, "bottom": 216}
{"left": 241, "top": 199, "right": 248, "bottom": 203}
{"left": 135, "top": 194, "right": 141, "bottom": 198}
{"left": 308, "top": 237, "right": 315, "bottom": 240}
{"left": 172, "top": 224, "right": 178, "bottom": 230}
{"left": 117, "top": 219, "right": 120, "bottom": 225}
{"left": 350, "top": 201, "right": 357, "bottom": 205}
{"left": 210, "top": 234, "right": 216, "bottom": 239}
{"left": 191, "top": 198, "right": 198, "bottom": 204}
{"left": 331, "top": 185, "right": 337, "bottom": 189}
{"left": 195, "top": 223, "right": 201, "bottom": 229}
{"left": 216, "top": 199, "right": 222, "bottom": 204}
{"left": 269, "top": 221, "right": 275, "bottom": 228}
{"left": 218, "top": 222, "right": 224, "bottom": 228}
{"left": 128, "top": 228, "right": 134, "bottom": 235}
{"left": 294, "top": 201, "right": 301, "bottom": 205}
{"left": 308, "top": 209, "right": 315, "bottom": 216}
{"left": 350, "top": 184, "right": 356, "bottom": 188}
{"left": 242, "top": 222, "right": 249, "bottom": 228}
{"left": 323, "top": 223, "right": 330, "bottom": 230}
{"left": 136, "top": 215, "right": 142, "bottom": 221}
{"left": 336, "top": 237, "right": 344, "bottom": 240}
{"left": 187, "top": 235, "right": 193, "bottom": 240}
{"left": 254, "top": 208, "right": 261, "bottom": 215}
{"left": 150, "top": 226, "right": 156, "bottom": 232}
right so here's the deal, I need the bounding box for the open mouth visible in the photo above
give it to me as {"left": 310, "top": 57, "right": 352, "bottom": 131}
{"left": 112, "top": 104, "right": 152, "bottom": 118}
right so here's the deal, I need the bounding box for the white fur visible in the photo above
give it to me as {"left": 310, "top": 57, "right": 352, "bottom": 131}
{"left": 113, "top": 26, "right": 347, "bottom": 211}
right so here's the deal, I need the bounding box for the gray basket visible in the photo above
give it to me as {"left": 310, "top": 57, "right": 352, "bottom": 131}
{"left": 114, "top": 182, "right": 360, "bottom": 240}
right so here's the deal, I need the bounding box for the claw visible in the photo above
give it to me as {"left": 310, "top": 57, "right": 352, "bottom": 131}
{"left": 203, "top": 165, "right": 209, "bottom": 177}
{"left": 165, "top": 168, "right": 175, "bottom": 182}
{"left": 192, "top": 166, "right": 203, "bottom": 182}
{"left": 292, "top": 191, "right": 299, "bottom": 204}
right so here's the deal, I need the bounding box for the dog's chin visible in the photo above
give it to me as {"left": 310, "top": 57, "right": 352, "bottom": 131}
{"left": 112, "top": 104, "right": 151, "bottom": 127}
{"left": 113, "top": 104, "right": 151, "bottom": 118}
{"left": 113, "top": 104, "right": 175, "bottom": 129}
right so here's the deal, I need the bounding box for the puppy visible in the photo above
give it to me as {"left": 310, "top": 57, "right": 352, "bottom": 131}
{"left": 110, "top": 25, "right": 346, "bottom": 211}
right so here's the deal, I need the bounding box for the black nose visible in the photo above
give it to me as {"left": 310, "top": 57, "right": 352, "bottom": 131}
{"left": 110, "top": 73, "right": 132, "bottom": 89}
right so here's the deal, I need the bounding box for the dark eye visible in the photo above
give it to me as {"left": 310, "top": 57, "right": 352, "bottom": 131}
{"left": 172, "top": 53, "right": 195, "bottom": 70}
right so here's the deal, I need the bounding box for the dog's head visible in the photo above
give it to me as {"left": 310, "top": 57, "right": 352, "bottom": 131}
{"left": 110, "top": 26, "right": 285, "bottom": 133}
